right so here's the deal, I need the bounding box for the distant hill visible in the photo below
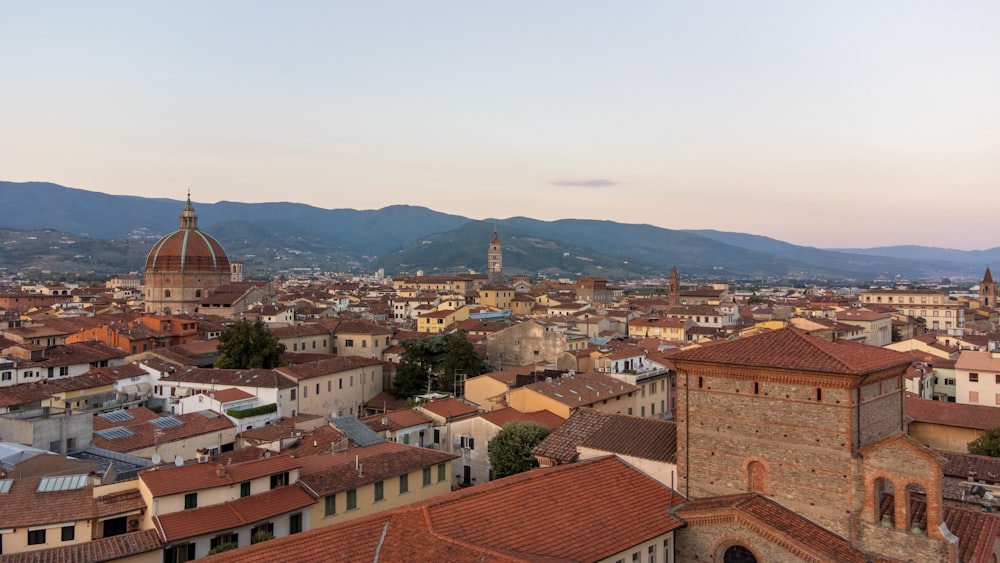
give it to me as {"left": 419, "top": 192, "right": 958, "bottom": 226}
{"left": 0, "top": 181, "right": 994, "bottom": 282}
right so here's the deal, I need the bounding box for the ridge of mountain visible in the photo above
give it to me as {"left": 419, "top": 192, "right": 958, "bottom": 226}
{"left": 0, "top": 181, "right": 993, "bottom": 281}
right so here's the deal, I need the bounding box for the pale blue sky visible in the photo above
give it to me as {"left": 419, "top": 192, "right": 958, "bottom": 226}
{"left": 2, "top": 2, "right": 997, "bottom": 249}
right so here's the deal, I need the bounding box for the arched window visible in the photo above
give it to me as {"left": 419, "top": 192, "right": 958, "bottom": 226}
{"left": 723, "top": 545, "right": 757, "bottom": 563}
{"left": 164, "top": 289, "right": 171, "bottom": 298}
{"left": 747, "top": 461, "right": 766, "bottom": 493}
{"left": 195, "top": 289, "right": 202, "bottom": 298}
{"left": 875, "top": 477, "right": 895, "bottom": 527}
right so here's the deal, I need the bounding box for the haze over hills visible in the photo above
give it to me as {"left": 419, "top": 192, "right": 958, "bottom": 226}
{"left": 1, "top": 181, "right": 996, "bottom": 282}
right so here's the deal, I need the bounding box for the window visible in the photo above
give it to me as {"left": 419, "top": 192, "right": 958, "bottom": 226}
{"left": 1, "top": 371, "right": 10, "bottom": 381}
{"left": 816, "top": 388, "right": 822, "bottom": 401}
{"left": 945, "top": 378, "right": 956, "bottom": 386}
{"left": 324, "top": 494, "right": 336, "bottom": 517}
{"left": 184, "top": 492, "right": 198, "bottom": 509}
{"left": 302, "top": 386, "right": 307, "bottom": 398}
{"left": 60, "top": 366, "right": 69, "bottom": 376}
{"left": 460, "top": 436, "right": 475, "bottom": 450}
{"left": 399, "top": 473, "right": 409, "bottom": 494}
{"left": 423, "top": 467, "right": 432, "bottom": 486}
{"left": 290, "top": 388, "right": 296, "bottom": 400}
{"left": 240, "top": 481, "right": 251, "bottom": 497}
{"left": 164, "top": 289, "right": 171, "bottom": 298}
{"left": 270, "top": 472, "right": 289, "bottom": 489}
{"left": 345, "top": 339, "right": 354, "bottom": 347}
{"left": 374, "top": 480, "right": 384, "bottom": 502}
{"left": 315, "top": 383, "right": 319, "bottom": 395}
{"left": 346, "top": 488, "right": 358, "bottom": 511}
{"left": 433, "top": 429, "right": 440, "bottom": 444}
{"left": 438, "top": 462, "right": 446, "bottom": 482}
{"left": 61, "top": 525, "right": 75, "bottom": 541}
{"left": 339, "top": 378, "right": 343, "bottom": 389}
{"left": 970, "top": 373, "right": 980, "bottom": 383}
{"left": 996, "top": 374, "right": 1000, "bottom": 385}
{"left": 648, "top": 544, "right": 656, "bottom": 563}
{"left": 970, "top": 391, "right": 980, "bottom": 404}
{"left": 28, "top": 529, "right": 46, "bottom": 545}
{"left": 289, "top": 513, "right": 302, "bottom": 534}
{"left": 164, "top": 543, "right": 195, "bottom": 563}
{"left": 210, "top": 533, "right": 238, "bottom": 550}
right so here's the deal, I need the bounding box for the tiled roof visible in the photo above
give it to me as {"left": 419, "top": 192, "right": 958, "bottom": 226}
{"left": 158, "top": 366, "right": 296, "bottom": 389}
{"left": 675, "top": 493, "right": 867, "bottom": 563}
{"left": 955, "top": 350, "right": 1000, "bottom": 372}
{"left": 207, "top": 506, "right": 524, "bottom": 563}
{"left": 359, "top": 408, "right": 433, "bottom": 432}
{"left": 517, "top": 371, "right": 637, "bottom": 407}
{"left": 935, "top": 450, "right": 1000, "bottom": 481}
{"left": 297, "top": 441, "right": 457, "bottom": 495}
{"left": 881, "top": 493, "right": 1000, "bottom": 563}
{"left": 276, "top": 356, "right": 382, "bottom": 381}
{"left": 672, "top": 327, "right": 912, "bottom": 375}
{"left": 532, "top": 408, "right": 675, "bottom": 463}
{"left": 94, "top": 488, "right": 146, "bottom": 518}
{"left": 0, "top": 475, "right": 97, "bottom": 528}
{"left": 140, "top": 453, "right": 302, "bottom": 497}
{"left": 92, "top": 409, "right": 236, "bottom": 454}
{"left": 155, "top": 483, "right": 315, "bottom": 541}
{"left": 424, "top": 456, "right": 684, "bottom": 561}
{"left": 91, "top": 363, "right": 148, "bottom": 381}
{"left": 905, "top": 393, "right": 1000, "bottom": 430}
{"left": 417, "top": 398, "right": 479, "bottom": 420}
{"left": 479, "top": 407, "right": 564, "bottom": 431}
{"left": 0, "top": 529, "right": 162, "bottom": 563}
{"left": 0, "top": 382, "right": 54, "bottom": 408}
{"left": 213, "top": 387, "right": 255, "bottom": 403}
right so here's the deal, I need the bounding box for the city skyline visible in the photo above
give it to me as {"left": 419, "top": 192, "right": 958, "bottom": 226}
{"left": 3, "top": 2, "right": 998, "bottom": 251}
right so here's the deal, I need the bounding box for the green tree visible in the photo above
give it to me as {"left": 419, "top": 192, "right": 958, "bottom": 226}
{"left": 215, "top": 319, "right": 286, "bottom": 369}
{"left": 969, "top": 427, "right": 1000, "bottom": 457}
{"left": 488, "top": 421, "right": 550, "bottom": 479}
{"left": 440, "top": 330, "right": 489, "bottom": 395}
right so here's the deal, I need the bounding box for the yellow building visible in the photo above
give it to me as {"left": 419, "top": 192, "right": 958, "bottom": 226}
{"left": 297, "top": 441, "right": 456, "bottom": 530}
{"left": 859, "top": 289, "right": 965, "bottom": 330}
{"left": 416, "top": 305, "right": 471, "bottom": 334}
{"left": 507, "top": 371, "right": 638, "bottom": 419}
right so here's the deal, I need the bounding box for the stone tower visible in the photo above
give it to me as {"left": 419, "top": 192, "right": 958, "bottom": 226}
{"left": 486, "top": 228, "right": 506, "bottom": 286}
{"left": 981, "top": 267, "right": 996, "bottom": 309}
{"left": 668, "top": 266, "right": 680, "bottom": 306}
{"left": 671, "top": 328, "right": 954, "bottom": 561}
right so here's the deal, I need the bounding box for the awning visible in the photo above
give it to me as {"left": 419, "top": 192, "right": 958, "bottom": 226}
{"left": 137, "top": 382, "right": 152, "bottom": 393}
{"left": 121, "top": 385, "right": 139, "bottom": 395}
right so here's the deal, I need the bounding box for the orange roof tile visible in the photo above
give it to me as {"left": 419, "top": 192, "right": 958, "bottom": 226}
{"left": 0, "top": 529, "right": 162, "bottom": 563}
{"left": 155, "top": 484, "right": 315, "bottom": 541}
{"left": 479, "top": 408, "right": 565, "bottom": 431}
{"left": 296, "top": 441, "right": 457, "bottom": 495}
{"left": 141, "top": 454, "right": 302, "bottom": 497}
{"left": 906, "top": 393, "right": 1000, "bottom": 431}
{"left": 672, "top": 327, "right": 912, "bottom": 375}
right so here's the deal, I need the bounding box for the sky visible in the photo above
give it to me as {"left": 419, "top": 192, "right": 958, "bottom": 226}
{"left": 2, "top": 2, "right": 998, "bottom": 250}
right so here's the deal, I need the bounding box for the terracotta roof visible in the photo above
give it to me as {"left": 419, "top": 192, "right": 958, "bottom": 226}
{"left": 517, "top": 371, "right": 637, "bottom": 407}
{"left": 158, "top": 366, "right": 296, "bottom": 389}
{"left": 91, "top": 363, "right": 149, "bottom": 381}
{"left": 424, "top": 456, "right": 684, "bottom": 561}
{"left": 417, "top": 398, "right": 479, "bottom": 420}
{"left": 359, "top": 408, "right": 433, "bottom": 432}
{"left": 92, "top": 409, "right": 236, "bottom": 454}
{"left": 213, "top": 387, "right": 255, "bottom": 403}
{"left": 675, "top": 493, "right": 867, "bottom": 563}
{"left": 0, "top": 529, "right": 162, "bottom": 563}
{"left": 140, "top": 453, "right": 302, "bottom": 497}
{"left": 276, "top": 356, "right": 382, "bottom": 381}
{"left": 479, "top": 408, "right": 565, "bottom": 431}
{"left": 906, "top": 393, "right": 1000, "bottom": 431}
{"left": 0, "top": 475, "right": 98, "bottom": 528}
{"left": 532, "top": 408, "right": 676, "bottom": 464}
{"left": 155, "top": 483, "right": 315, "bottom": 541}
{"left": 955, "top": 350, "right": 1000, "bottom": 372}
{"left": 672, "top": 327, "right": 912, "bottom": 375}
{"left": 296, "top": 441, "right": 457, "bottom": 495}
{"left": 207, "top": 504, "right": 522, "bottom": 562}
{"left": 935, "top": 450, "right": 1000, "bottom": 481}
{"left": 0, "top": 381, "right": 55, "bottom": 408}
{"left": 94, "top": 488, "right": 147, "bottom": 518}
{"left": 881, "top": 493, "right": 1000, "bottom": 563}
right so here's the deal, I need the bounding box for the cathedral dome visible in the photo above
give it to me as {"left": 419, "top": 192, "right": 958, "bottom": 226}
{"left": 144, "top": 195, "right": 230, "bottom": 274}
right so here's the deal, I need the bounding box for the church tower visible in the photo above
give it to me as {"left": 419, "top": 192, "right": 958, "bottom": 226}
{"left": 485, "top": 228, "right": 506, "bottom": 286}
{"left": 981, "top": 267, "right": 996, "bottom": 309}
{"left": 668, "top": 266, "right": 680, "bottom": 306}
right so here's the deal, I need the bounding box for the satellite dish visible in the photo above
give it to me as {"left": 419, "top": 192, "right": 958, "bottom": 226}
{"left": 174, "top": 455, "right": 184, "bottom": 467}
{"left": 151, "top": 453, "right": 162, "bottom": 465}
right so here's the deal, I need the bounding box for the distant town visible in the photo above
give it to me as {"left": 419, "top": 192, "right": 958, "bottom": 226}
{"left": 1, "top": 197, "right": 999, "bottom": 562}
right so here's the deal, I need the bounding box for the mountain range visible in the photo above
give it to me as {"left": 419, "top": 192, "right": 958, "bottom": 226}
{"left": 1, "top": 181, "right": 996, "bottom": 284}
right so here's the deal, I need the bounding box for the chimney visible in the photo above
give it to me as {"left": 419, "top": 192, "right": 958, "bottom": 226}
{"left": 216, "top": 465, "right": 226, "bottom": 478}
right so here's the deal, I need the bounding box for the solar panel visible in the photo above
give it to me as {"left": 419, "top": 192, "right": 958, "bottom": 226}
{"left": 37, "top": 474, "right": 88, "bottom": 492}
{"left": 149, "top": 416, "right": 184, "bottom": 429}
{"left": 99, "top": 410, "right": 135, "bottom": 423}
{"left": 0, "top": 479, "right": 12, "bottom": 494}
{"left": 96, "top": 427, "right": 135, "bottom": 440}
{"left": 331, "top": 416, "right": 384, "bottom": 447}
